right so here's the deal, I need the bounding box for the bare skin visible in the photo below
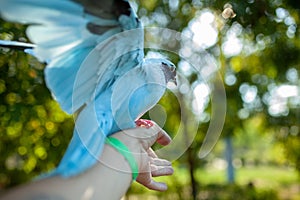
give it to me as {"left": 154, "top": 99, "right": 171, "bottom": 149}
{"left": 0, "top": 121, "right": 173, "bottom": 200}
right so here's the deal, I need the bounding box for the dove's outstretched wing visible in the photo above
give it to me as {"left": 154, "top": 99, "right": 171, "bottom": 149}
{"left": 0, "top": 0, "right": 143, "bottom": 114}
{"left": 0, "top": 0, "right": 148, "bottom": 177}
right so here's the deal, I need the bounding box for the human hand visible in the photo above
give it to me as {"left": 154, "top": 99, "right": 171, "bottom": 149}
{"left": 111, "top": 119, "right": 174, "bottom": 191}
{"left": 136, "top": 147, "right": 173, "bottom": 191}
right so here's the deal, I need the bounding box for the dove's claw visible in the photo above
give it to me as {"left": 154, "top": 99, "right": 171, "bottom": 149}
{"left": 135, "top": 119, "right": 154, "bottom": 128}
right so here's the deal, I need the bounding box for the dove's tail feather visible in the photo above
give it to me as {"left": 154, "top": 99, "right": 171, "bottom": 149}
{"left": 38, "top": 130, "right": 101, "bottom": 178}
{"left": 46, "top": 129, "right": 103, "bottom": 177}
{"left": 42, "top": 102, "right": 113, "bottom": 177}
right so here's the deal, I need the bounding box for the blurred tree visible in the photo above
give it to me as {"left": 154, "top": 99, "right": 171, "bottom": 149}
{"left": 133, "top": 0, "right": 300, "bottom": 197}
{"left": 0, "top": 19, "right": 73, "bottom": 188}
{"left": 0, "top": 0, "right": 299, "bottom": 199}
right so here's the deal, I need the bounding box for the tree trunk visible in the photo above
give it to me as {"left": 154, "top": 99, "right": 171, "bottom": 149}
{"left": 225, "top": 137, "right": 235, "bottom": 183}
{"left": 187, "top": 147, "right": 197, "bottom": 200}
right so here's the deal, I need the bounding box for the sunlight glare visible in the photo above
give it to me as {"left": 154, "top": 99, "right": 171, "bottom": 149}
{"left": 193, "top": 83, "right": 210, "bottom": 114}
{"left": 188, "top": 10, "right": 218, "bottom": 48}
{"left": 276, "top": 85, "right": 298, "bottom": 98}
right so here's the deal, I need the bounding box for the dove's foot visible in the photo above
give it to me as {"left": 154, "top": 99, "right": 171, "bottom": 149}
{"left": 135, "top": 119, "right": 154, "bottom": 128}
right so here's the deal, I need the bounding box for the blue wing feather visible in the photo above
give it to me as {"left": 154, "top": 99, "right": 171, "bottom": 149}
{"left": 44, "top": 47, "right": 93, "bottom": 109}
{"left": 0, "top": 0, "right": 132, "bottom": 113}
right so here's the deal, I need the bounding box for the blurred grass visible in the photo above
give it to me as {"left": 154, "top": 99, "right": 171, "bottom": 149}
{"left": 196, "top": 166, "right": 299, "bottom": 187}
{"left": 126, "top": 165, "right": 300, "bottom": 200}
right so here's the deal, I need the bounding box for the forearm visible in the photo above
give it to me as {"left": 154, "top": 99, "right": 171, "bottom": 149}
{"left": 0, "top": 144, "right": 133, "bottom": 200}
{"left": 0, "top": 123, "right": 173, "bottom": 199}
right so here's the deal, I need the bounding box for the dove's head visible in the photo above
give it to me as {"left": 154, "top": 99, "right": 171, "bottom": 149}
{"left": 161, "top": 60, "right": 177, "bottom": 86}
{"left": 145, "top": 58, "right": 177, "bottom": 86}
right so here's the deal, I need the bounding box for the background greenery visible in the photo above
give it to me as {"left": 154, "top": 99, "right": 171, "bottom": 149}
{"left": 0, "top": 0, "right": 299, "bottom": 199}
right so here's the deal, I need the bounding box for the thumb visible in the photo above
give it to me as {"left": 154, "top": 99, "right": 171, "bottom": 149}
{"left": 138, "top": 121, "right": 172, "bottom": 148}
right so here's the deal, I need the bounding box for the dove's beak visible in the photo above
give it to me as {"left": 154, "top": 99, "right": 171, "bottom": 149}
{"left": 167, "top": 77, "right": 177, "bottom": 89}
{"left": 172, "top": 77, "right": 177, "bottom": 86}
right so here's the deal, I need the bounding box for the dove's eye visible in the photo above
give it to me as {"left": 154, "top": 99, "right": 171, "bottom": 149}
{"left": 162, "top": 62, "right": 168, "bottom": 66}
{"left": 162, "top": 62, "right": 176, "bottom": 72}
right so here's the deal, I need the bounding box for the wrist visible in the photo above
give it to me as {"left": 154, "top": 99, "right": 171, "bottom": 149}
{"left": 109, "top": 133, "right": 145, "bottom": 169}
{"left": 100, "top": 142, "right": 133, "bottom": 177}
{"left": 105, "top": 137, "right": 139, "bottom": 180}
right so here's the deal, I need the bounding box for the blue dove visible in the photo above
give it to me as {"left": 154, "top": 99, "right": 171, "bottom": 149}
{"left": 0, "top": 0, "right": 176, "bottom": 177}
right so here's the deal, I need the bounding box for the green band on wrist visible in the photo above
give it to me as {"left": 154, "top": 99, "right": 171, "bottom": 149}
{"left": 105, "top": 137, "right": 139, "bottom": 181}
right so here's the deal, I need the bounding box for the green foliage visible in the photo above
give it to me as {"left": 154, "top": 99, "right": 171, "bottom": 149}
{"left": 134, "top": 0, "right": 300, "bottom": 198}
{"left": 127, "top": 165, "right": 295, "bottom": 199}
{"left": 0, "top": 21, "right": 73, "bottom": 188}
{"left": 197, "top": 184, "right": 279, "bottom": 200}
{"left": 127, "top": 184, "right": 278, "bottom": 200}
{"left": 0, "top": 0, "right": 299, "bottom": 199}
